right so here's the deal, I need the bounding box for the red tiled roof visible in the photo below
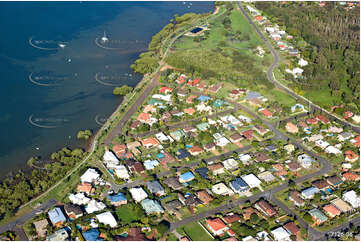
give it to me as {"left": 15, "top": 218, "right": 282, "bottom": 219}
{"left": 283, "top": 221, "right": 300, "bottom": 235}
{"left": 206, "top": 218, "right": 227, "bottom": 232}
{"left": 323, "top": 204, "right": 341, "bottom": 216}
{"left": 159, "top": 86, "right": 173, "bottom": 93}
{"left": 141, "top": 137, "right": 159, "bottom": 147}
{"left": 242, "top": 130, "right": 254, "bottom": 139}
{"left": 259, "top": 108, "right": 273, "bottom": 117}
{"left": 137, "top": 113, "right": 151, "bottom": 122}
{"left": 306, "top": 118, "right": 318, "bottom": 125}
{"left": 342, "top": 172, "right": 360, "bottom": 181}
{"left": 316, "top": 115, "right": 329, "bottom": 124}
{"left": 77, "top": 182, "right": 92, "bottom": 193}
{"left": 345, "top": 150, "right": 359, "bottom": 160}
{"left": 184, "top": 108, "right": 196, "bottom": 115}
{"left": 354, "top": 136, "right": 360, "bottom": 147}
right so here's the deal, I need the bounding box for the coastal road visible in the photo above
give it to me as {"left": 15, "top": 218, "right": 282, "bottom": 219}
{"left": 0, "top": 199, "right": 57, "bottom": 237}
{"left": 237, "top": 2, "right": 360, "bottom": 133}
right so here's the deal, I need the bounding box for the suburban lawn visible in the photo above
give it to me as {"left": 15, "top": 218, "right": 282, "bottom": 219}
{"left": 181, "top": 221, "right": 214, "bottom": 241}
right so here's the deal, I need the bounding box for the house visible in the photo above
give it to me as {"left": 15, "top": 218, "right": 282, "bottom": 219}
{"left": 301, "top": 187, "right": 319, "bottom": 199}
{"left": 239, "top": 154, "right": 252, "bottom": 164}
{"left": 338, "top": 132, "right": 354, "bottom": 142}
{"left": 256, "top": 231, "right": 271, "bottom": 241}
{"left": 209, "top": 82, "right": 223, "bottom": 93}
{"left": 312, "top": 180, "right": 329, "bottom": 191}
{"left": 345, "top": 150, "right": 359, "bottom": 162}
{"left": 155, "top": 132, "right": 169, "bottom": 143}
{"left": 259, "top": 108, "right": 273, "bottom": 118}
{"left": 222, "top": 158, "right": 239, "bottom": 170}
{"left": 216, "top": 137, "right": 230, "bottom": 147}
{"left": 212, "top": 183, "right": 234, "bottom": 196}
{"left": 306, "top": 118, "right": 318, "bottom": 125}
{"left": 254, "top": 152, "right": 270, "bottom": 162}
{"left": 107, "top": 192, "right": 127, "bottom": 206}
{"left": 33, "top": 219, "right": 49, "bottom": 238}
{"left": 127, "top": 141, "right": 141, "bottom": 151}
{"left": 143, "top": 104, "right": 156, "bottom": 113}
{"left": 271, "top": 227, "right": 290, "bottom": 241}
{"left": 159, "top": 151, "right": 176, "bottom": 167}
{"left": 126, "top": 161, "right": 145, "bottom": 175}
{"left": 178, "top": 193, "right": 202, "bottom": 207}
{"left": 326, "top": 176, "right": 343, "bottom": 187}
{"left": 152, "top": 94, "right": 171, "bottom": 102}
{"left": 170, "top": 109, "right": 184, "bottom": 117}
{"left": 82, "top": 229, "right": 101, "bottom": 241}
{"left": 164, "top": 199, "right": 183, "bottom": 213}
{"left": 159, "top": 86, "right": 173, "bottom": 94}
{"left": 209, "top": 163, "right": 225, "bottom": 175}
{"left": 309, "top": 208, "right": 328, "bottom": 225}
{"left": 325, "top": 145, "right": 341, "bottom": 155}
{"left": 170, "top": 130, "right": 186, "bottom": 141}
{"left": 245, "top": 91, "right": 262, "bottom": 100}
{"left": 177, "top": 89, "right": 187, "bottom": 98}
{"left": 69, "top": 193, "right": 90, "bottom": 205}
{"left": 184, "top": 108, "right": 196, "bottom": 115}
{"left": 315, "top": 139, "right": 330, "bottom": 149}
{"left": 243, "top": 207, "right": 258, "bottom": 220}
{"left": 316, "top": 114, "right": 329, "bottom": 124}
{"left": 188, "top": 146, "right": 203, "bottom": 156}
{"left": 255, "top": 200, "right": 277, "bottom": 217}
{"left": 253, "top": 125, "right": 269, "bottom": 136}
{"left": 77, "top": 182, "right": 93, "bottom": 194}
{"left": 46, "top": 228, "right": 69, "bottom": 241}
{"left": 195, "top": 167, "right": 209, "bottom": 179}
{"left": 229, "top": 89, "right": 241, "bottom": 99}
{"left": 179, "top": 171, "right": 195, "bottom": 183}
{"left": 103, "top": 150, "right": 119, "bottom": 163}
{"left": 114, "top": 165, "right": 130, "bottom": 180}
{"left": 331, "top": 198, "right": 352, "bottom": 213}
{"left": 137, "top": 113, "right": 151, "bottom": 123}
{"left": 146, "top": 180, "right": 165, "bottom": 196}
{"left": 343, "top": 190, "right": 360, "bottom": 208}
{"left": 265, "top": 144, "right": 277, "bottom": 152}
{"left": 323, "top": 204, "right": 341, "bottom": 218}
{"left": 64, "top": 203, "right": 83, "bottom": 219}
{"left": 80, "top": 168, "right": 100, "bottom": 184}
{"left": 96, "top": 212, "right": 118, "bottom": 228}
{"left": 130, "top": 120, "right": 140, "bottom": 130}
{"left": 258, "top": 171, "right": 276, "bottom": 183}
{"left": 206, "top": 218, "right": 229, "bottom": 236}
{"left": 298, "top": 154, "right": 313, "bottom": 168}
{"left": 144, "top": 160, "right": 159, "bottom": 170}
{"left": 141, "top": 199, "right": 164, "bottom": 215}
{"left": 285, "top": 160, "right": 301, "bottom": 172}
{"left": 238, "top": 115, "right": 252, "bottom": 124}
{"left": 223, "top": 214, "right": 241, "bottom": 224}
{"left": 230, "top": 178, "right": 249, "bottom": 194}
{"left": 197, "top": 95, "right": 211, "bottom": 102}
{"left": 85, "top": 200, "right": 106, "bottom": 214}
{"left": 196, "top": 190, "right": 213, "bottom": 204}
{"left": 161, "top": 111, "right": 171, "bottom": 122}
{"left": 140, "top": 137, "right": 159, "bottom": 148}
{"left": 129, "top": 187, "right": 148, "bottom": 203}
{"left": 288, "top": 48, "right": 299, "bottom": 56}
{"left": 188, "top": 78, "right": 200, "bottom": 86}
{"left": 204, "top": 143, "right": 216, "bottom": 152}
{"left": 229, "top": 132, "right": 243, "bottom": 143}
{"left": 186, "top": 95, "right": 197, "bottom": 104}
{"left": 342, "top": 172, "right": 360, "bottom": 181}
{"left": 289, "top": 191, "right": 305, "bottom": 207}
{"left": 48, "top": 207, "right": 66, "bottom": 227}
{"left": 241, "top": 174, "right": 262, "bottom": 189}
{"left": 284, "top": 144, "right": 295, "bottom": 154}
{"left": 163, "top": 177, "right": 182, "bottom": 190}
{"left": 285, "top": 122, "right": 299, "bottom": 134}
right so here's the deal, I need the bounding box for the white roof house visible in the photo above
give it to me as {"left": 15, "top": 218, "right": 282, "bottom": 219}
{"left": 85, "top": 200, "right": 106, "bottom": 214}
{"left": 241, "top": 174, "right": 262, "bottom": 188}
{"left": 69, "top": 193, "right": 90, "bottom": 205}
{"left": 211, "top": 183, "right": 234, "bottom": 196}
{"left": 239, "top": 154, "right": 252, "bottom": 164}
{"left": 114, "top": 165, "right": 130, "bottom": 180}
{"left": 220, "top": 115, "right": 241, "bottom": 126}
{"left": 152, "top": 94, "right": 171, "bottom": 102}
{"left": 129, "top": 187, "right": 148, "bottom": 203}
{"left": 257, "top": 231, "right": 271, "bottom": 241}
{"left": 96, "top": 212, "right": 118, "bottom": 228}
{"left": 343, "top": 190, "right": 360, "bottom": 208}
{"left": 222, "top": 158, "right": 239, "bottom": 170}
{"left": 103, "top": 151, "right": 118, "bottom": 163}
{"left": 325, "top": 146, "right": 342, "bottom": 155}
{"left": 271, "top": 227, "right": 290, "bottom": 241}
{"left": 155, "top": 132, "right": 169, "bottom": 143}
{"left": 243, "top": 236, "right": 256, "bottom": 241}
{"left": 81, "top": 168, "right": 100, "bottom": 184}
{"left": 315, "top": 139, "right": 330, "bottom": 149}
{"left": 258, "top": 171, "right": 276, "bottom": 183}
{"left": 216, "top": 137, "right": 230, "bottom": 147}
{"left": 196, "top": 103, "right": 212, "bottom": 113}
{"left": 298, "top": 58, "right": 308, "bottom": 67}
{"left": 238, "top": 115, "right": 252, "bottom": 123}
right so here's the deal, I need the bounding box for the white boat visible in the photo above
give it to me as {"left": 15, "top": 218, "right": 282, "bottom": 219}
{"left": 101, "top": 31, "right": 109, "bottom": 43}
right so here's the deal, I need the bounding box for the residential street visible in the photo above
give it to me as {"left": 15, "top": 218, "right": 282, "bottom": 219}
{"left": 237, "top": 1, "right": 359, "bottom": 134}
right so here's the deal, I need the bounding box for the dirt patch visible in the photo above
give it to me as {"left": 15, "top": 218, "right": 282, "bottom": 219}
{"left": 213, "top": 6, "right": 220, "bottom": 15}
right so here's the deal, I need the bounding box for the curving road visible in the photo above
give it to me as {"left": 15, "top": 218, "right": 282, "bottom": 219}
{"left": 237, "top": 2, "right": 359, "bottom": 133}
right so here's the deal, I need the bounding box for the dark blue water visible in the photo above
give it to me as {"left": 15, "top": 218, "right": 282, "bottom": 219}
{"left": 0, "top": 1, "right": 214, "bottom": 176}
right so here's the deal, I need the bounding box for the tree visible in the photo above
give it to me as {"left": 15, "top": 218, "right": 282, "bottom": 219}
{"left": 113, "top": 85, "right": 133, "bottom": 96}
{"left": 155, "top": 220, "right": 170, "bottom": 234}
{"left": 250, "top": 213, "right": 259, "bottom": 224}
{"left": 77, "top": 130, "right": 92, "bottom": 140}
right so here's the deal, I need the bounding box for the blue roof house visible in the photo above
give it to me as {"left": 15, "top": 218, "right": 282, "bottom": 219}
{"left": 141, "top": 199, "right": 164, "bottom": 215}
{"left": 176, "top": 149, "right": 190, "bottom": 160}
{"left": 179, "top": 171, "right": 195, "bottom": 183}
{"left": 48, "top": 207, "right": 66, "bottom": 226}
{"left": 107, "top": 192, "right": 127, "bottom": 206}
{"left": 197, "top": 95, "right": 211, "bottom": 102}
{"left": 146, "top": 180, "right": 166, "bottom": 196}
{"left": 230, "top": 178, "right": 249, "bottom": 194}
{"left": 213, "top": 99, "right": 227, "bottom": 108}
{"left": 245, "top": 91, "right": 262, "bottom": 100}
{"left": 195, "top": 167, "right": 209, "bottom": 179}
{"left": 82, "top": 229, "right": 103, "bottom": 241}
{"left": 301, "top": 187, "right": 319, "bottom": 199}
{"left": 144, "top": 160, "right": 160, "bottom": 170}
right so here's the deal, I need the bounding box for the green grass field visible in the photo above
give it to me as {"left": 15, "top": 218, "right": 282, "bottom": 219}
{"left": 182, "top": 221, "right": 214, "bottom": 241}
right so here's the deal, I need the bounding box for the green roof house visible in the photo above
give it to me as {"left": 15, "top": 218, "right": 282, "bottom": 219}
{"left": 309, "top": 208, "right": 328, "bottom": 225}
{"left": 196, "top": 122, "right": 209, "bottom": 131}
